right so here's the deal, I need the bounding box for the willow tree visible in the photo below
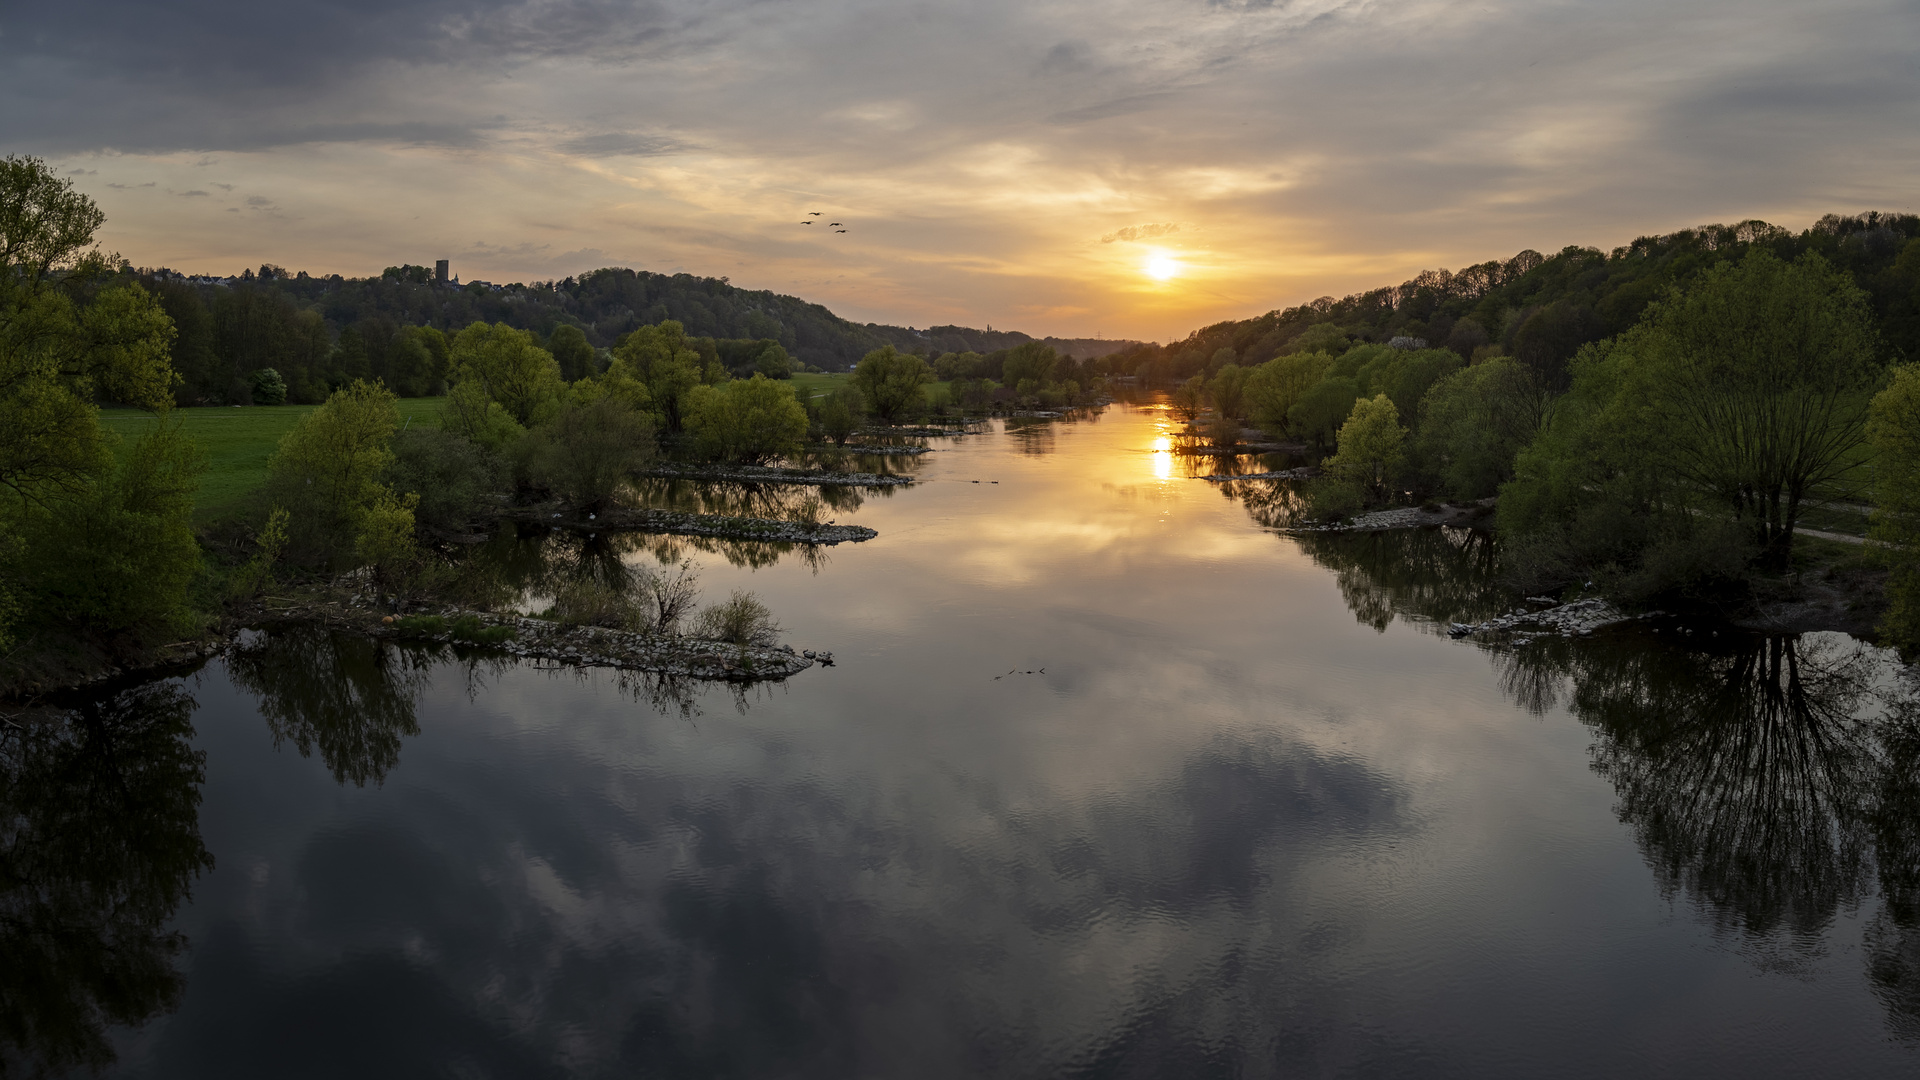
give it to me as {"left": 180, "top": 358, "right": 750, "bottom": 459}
{"left": 1637, "top": 251, "right": 1882, "bottom": 567}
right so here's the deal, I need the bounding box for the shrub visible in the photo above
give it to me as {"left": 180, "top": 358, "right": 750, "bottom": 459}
{"left": 1205, "top": 413, "right": 1240, "bottom": 449}
{"left": 524, "top": 397, "right": 656, "bottom": 511}
{"left": 251, "top": 367, "right": 288, "bottom": 405}
{"left": 265, "top": 380, "right": 401, "bottom": 564}
{"left": 817, "top": 385, "right": 866, "bottom": 445}
{"left": 1170, "top": 376, "right": 1205, "bottom": 423}
{"left": 10, "top": 418, "right": 205, "bottom": 642}
{"left": 851, "top": 347, "right": 931, "bottom": 424}
{"left": 694, "top": 590, "right": 782, "bottom": 646}
{"left": 1323, "top": 393, "right": 1405, "bottom": 499}
{"left": 550, "top": 577, "right": 645, "bottom": 630}
{"left": 1287, "top": 376, "right": 1360, "bottom": 449}
{"left": 684, "top": 375, "right": 808, "bottom": 464}
{"left": 387, "top": 427, "right": 500, "bottom": 535}
{"left": 640, "top": 560, "right": 700, "bottom": 634}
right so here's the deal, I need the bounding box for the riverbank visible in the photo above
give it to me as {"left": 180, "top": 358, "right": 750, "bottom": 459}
{"left": 506, "top": 505, "right": 878, "bottom": 544}
{"left": 640, "top": 463, "right": 914, "bottom": 486}
{"left": 5, "top": 578, "right": 829, "bottom": 703}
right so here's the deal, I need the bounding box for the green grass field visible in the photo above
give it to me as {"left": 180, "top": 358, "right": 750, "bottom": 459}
{"left": 789, "top": 372, "right": 851, "bottom": 401}
{"left": 98, "top": 398, "right": 448, "bottom": 518}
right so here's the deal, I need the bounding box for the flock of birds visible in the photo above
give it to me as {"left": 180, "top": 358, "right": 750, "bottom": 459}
{"left": 800, "top": 211, "right": 847, "bottom": 233}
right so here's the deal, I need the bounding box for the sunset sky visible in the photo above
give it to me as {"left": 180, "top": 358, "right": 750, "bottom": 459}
{"left": 5, "top": 0, "right": 1916, "bottom": 341}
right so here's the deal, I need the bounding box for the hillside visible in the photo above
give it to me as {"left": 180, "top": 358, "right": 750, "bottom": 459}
{"left": 1140, "top": 213, "right": 1920, "bottom": 389}
{"left": 129, "top": 262, "right": 1147, "bottom": 405}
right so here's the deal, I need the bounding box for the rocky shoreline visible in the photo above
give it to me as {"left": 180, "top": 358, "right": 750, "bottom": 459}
{"left": 1447, "top": 597, "right": 1643, "bottom": 642}
{"left": 1200, "top": 467, "right": 1321, "bottom": 482}
{"left": 12, "top": 587, "right": 833, "bottom": 704}
{"left": 508, "top": 506, "right": 878, "bottom": 544}
{"left": 641, "top": 463, "right": 914, "bottom": 486}
{"left": 1287, "top": 501, "right": 1496, "bottom": 533}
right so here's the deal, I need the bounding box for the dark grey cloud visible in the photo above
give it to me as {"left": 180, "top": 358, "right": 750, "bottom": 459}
{"left": 557, "top": 132, "right": 683, "bottom": 157}
{"left": 1046, "top": 92, "right": 1180, "bottom": 126}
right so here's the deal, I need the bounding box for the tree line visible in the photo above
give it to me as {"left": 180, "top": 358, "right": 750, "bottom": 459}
{"left": 1129, "top": 214, "right": 1920, "bottom": 391}
{"left": 1177, "top": 240, "right": 1920, "bottom": 653}
{"left": 119, "top": 262, "right": 1142, "bottom": 407}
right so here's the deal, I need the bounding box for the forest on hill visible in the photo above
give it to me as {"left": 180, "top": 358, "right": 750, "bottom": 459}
{"left": 129, "top": 262, "right": 1143, "bottom": 406}
{"left": 1123, "top": 213, "right": 1920, "bottom": 390}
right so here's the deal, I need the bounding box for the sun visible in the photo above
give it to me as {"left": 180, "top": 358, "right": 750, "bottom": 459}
{"left": 1144, "top": 253, "right": 1182, "bottom": 281}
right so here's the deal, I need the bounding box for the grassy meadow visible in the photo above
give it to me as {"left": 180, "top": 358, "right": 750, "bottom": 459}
{"left": 99, "top": 398, "right": 449, "bottom": 518}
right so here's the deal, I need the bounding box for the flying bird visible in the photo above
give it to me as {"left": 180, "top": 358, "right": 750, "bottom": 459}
{"left": 828, "top": 222, "right": 842, "bottom": 226}
{"left": 800, "top": 221, "right": 813, "bottom": 224}
{"left": 835, "top": 229, "right": 846, "bottom": 233}
{"left": 808, "top": 211, "right": 822, "bottom": 216}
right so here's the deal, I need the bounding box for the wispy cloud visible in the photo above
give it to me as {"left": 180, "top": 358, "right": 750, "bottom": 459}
{"left": 5, "top": 0, "right": 1915, "bottom": 339}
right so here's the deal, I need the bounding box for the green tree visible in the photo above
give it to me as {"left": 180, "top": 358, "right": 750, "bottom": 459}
{"left": 250, "top": 367, "right": 287, "bottom": 405}
{"left": 1001, "top": 341, "right": 1058, "bottom": 389}
{"left": 447, "top": 321, "right": 565, "bottom": 427}
{"left": 608, "top": 320, "right": 711, "bottom": 432}
{"left": 1870, "top": 366, "right": 1920, "bottom": 654}
{"left": 817, "top": 384, "right": 865, "bottom": 446}
{"left": 0, "top": 156, "right": 189, "bottom": 661}
{"left": 852, "top": 346, "right": 930, "bottom": 424}
{"left": 685, "top": 375, "right": 809, "bottom": 464}
{"left": 0, "top": 158, "right": 176, "bottom": 507}
{"left": 10, "top": 419, "right": 205, "bottom": 645}
{"left": 1411, "top": 357, "right": 1544, "bottom": 499}
{"left": 753, "top": 342, "right": 793, "bottom": 379}
{"left": 1325, "top": 393, "right": 1406, "bottom": 498}
{"left": 1287, "top": 376, "right": 1361, "bottom": 449}
{"left": 1245, "top": 352, "right": 1333, "bottom": 439}
{"left": 548, "top": 323, "right": 597, "bottom": 382}
{"left": 265, "top": 380, "right": 402, "bottom": 563}
{"left": 525, "top": 397, "right": 656, "bottom": 511}
{"left": 1644, "top": 252, "right": 1881, "bottom": 566}
{"left": 386, "top": 428, "right": 498, "bottom": 535}
{"left": 1207, "top": 363, "right": 1251, "bottom": 420}
{"left": 385, "top": 326, "right": 446, "bottom": 397}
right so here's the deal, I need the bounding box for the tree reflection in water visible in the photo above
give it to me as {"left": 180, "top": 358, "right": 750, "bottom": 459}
{"left": 227, "top": 627, "right": 433, "bottom": 788}
{"left": 1292, "top": 526, "right": 1513, "bottom": 632}
{"left": 1499, "top": 630, "right": 1920, "bottom": 1033}
{"left": 1303, "top": 522, "right": 1920, "bottom": 1035}
{"left": 0, "top": 683, "right": 213, "bottom": 1076}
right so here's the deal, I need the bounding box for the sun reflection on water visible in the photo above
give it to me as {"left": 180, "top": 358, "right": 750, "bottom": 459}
{"left": 1150, "top": 433, "right": 1173, "bottom": 480}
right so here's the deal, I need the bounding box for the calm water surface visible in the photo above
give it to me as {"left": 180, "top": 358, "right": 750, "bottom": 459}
{"left": 18, "top": 403, "right": 1920, "bottom": 1077}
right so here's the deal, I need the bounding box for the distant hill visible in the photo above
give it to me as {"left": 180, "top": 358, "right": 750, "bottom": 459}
{"left": 131, "top": 262, "right": 1150, "bottom": 404}
{"left": 1139, "top": 212, "right": 1920, "bottom": 390}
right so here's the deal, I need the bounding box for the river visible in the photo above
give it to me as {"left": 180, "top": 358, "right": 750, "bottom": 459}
{"left": 11, "top": 401, "right": 1920, "bottom": 1077}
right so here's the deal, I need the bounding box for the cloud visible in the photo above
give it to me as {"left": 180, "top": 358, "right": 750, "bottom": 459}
{"left": 177, "top": 189, "right": 210, "bottom": 197}
{"left": 3, "top": 0, "right": 1915, "bottom": 340}
{"left": 1102, "top": 223, "right": 1182, "bottom": 244}
{"left": 557, "top": 132, "right": 682, "bottom": 157}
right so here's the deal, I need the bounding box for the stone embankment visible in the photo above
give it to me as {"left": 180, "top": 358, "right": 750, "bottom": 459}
{"left": 364, "top": 612, "right": 828, "bottom": 681}
{"left": 641, "top": 463, "right": 914, "bottom": 486}
{"left": 510, "top": 506, "right": 877, "bottom": 544}
{"left": 1447, "top": 598, "right": 1639, "bottom": 643}
{"left": 1200, "top": 467, "right": 1321, "bottom": 482}
{"left": 1287, "top": 501, "right": 1496, "bottom": 533}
